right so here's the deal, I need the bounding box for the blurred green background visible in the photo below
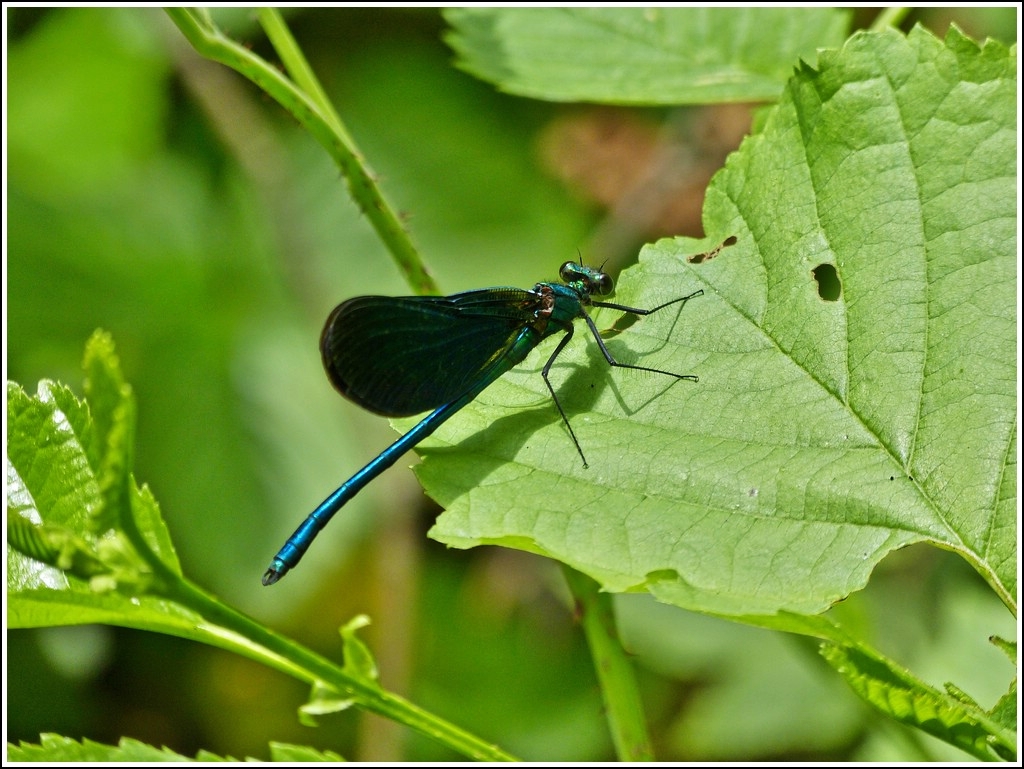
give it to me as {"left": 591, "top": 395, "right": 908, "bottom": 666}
{"left": 6, "top": 7, "right": 1017, "bottom": 761}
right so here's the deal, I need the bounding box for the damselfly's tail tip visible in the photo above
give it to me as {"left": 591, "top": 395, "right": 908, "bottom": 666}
{"left": 262, "top": 566, "right": 283, "bottom": 586}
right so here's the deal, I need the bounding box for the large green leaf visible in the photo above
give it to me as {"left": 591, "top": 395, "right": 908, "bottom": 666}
{"left": 418, "top": 26, "right": 1016, "bottom": 618}
{"left": 444, "top": 7, "right": 851, "bottom": 104}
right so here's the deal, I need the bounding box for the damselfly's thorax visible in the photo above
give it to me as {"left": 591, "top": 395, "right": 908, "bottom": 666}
{"left": 523, "top": 283, "right": 558, "bottom": 335}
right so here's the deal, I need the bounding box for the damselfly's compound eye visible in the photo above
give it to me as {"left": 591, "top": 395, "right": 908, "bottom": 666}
{"left": 593, "top": 272, "right": 613, "bottom": 296}
{"left": 559, "top": 261, "right": 582, "bottom": 283}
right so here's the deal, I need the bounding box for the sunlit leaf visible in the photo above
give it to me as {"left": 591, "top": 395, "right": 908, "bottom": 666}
{"left": 422, "top": 26, "right": 1016, "bottom": 618}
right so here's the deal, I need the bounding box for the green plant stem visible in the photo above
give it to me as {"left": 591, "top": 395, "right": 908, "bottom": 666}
{"left": 256, "top": 8, "right": 348, "bottom": 141}
{"left": 165, "top": 7, "right": 439, "bottom": 296}
{"left": 871, "top": 7, "right": 910, "bottom": 31}
{"left": 147, "top": 563, "right": 516, "bottom": 761}
{"left": 561, "top": 565, "right": 653, "bottom": 762}
{"left": 160, "top": 10, "right": 514, "bottom": 757}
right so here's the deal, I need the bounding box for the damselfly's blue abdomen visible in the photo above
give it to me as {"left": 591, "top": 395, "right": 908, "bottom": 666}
{"left": 263, "top": 262, "right": 702, "bottom": 585}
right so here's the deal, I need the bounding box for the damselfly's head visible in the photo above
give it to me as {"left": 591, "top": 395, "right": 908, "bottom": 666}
{"left": 559, "top": 261, "right": 613, "bottom": 298}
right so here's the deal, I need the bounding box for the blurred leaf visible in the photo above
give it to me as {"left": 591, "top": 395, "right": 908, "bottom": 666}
{"left": 299, "top": 680, "right": 356, "bottom": 724}
{"left": 6, "top": 158, "right": 288, "bottom": 603}
{"left": 986, "top": 635, "right": 1018, "bottom": 735}
{"left": 820, "top": 643, "right": 1016, "bottom": 761}
{"left": 313, "top": 31, "right": 587, "bottom": 294}
{"left": 444, "top": 7, "right": 851, "bottom": 104}
{"left": 989, "top": 679, "right": 1017, "bottom": 733}
{"left": 991, "top": 636, "right": 1016, "bottom": 662}
{"left": 340, "top": 614, "right": 380, "bottom": 685}
{"left": 421, "top": 26, "right": 1016, "bottom": 617}
{"left": 616, "top": 594, "right": 862, "bottom": 758}
{"left": 297, "top": 615, "right": 380, "bottom": 725}
{"left": 6, "top": 8, "right": 169, "bottom": 196}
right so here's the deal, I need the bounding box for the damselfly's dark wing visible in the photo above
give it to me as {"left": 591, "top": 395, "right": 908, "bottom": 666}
{"left": 320, "top": 287, "right": 541, "bottom": 416}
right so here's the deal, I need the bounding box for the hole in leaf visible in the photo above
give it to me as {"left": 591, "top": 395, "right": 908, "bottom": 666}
{"left": 688, "top": 235, "right": 738, "bottom": 264}
{"left": 812, "top": 263, "right": 842, "bottom": 301}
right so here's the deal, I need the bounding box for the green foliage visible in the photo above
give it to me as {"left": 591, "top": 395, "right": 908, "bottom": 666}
{"left": 298, "top": 616, "right": 381, "bottom": 726}
{"left": 7, "top": 733, "right": 345, "bottom": 762}
{"left": 8, "top": 333, "right": 182, "bottom": 616}
{"left": 6, "top": 6, "right": 1016, "bottom": 764}
{"left": 8, "top": 733, "right": 226, "bottom": 762}
{"left": 7, "top": 336, "right": 516, "bottom": 761}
